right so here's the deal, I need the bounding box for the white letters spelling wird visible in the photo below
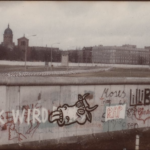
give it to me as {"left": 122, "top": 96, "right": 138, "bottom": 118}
{"left": 0, "top": 108, "right": 48, "bottom": 125}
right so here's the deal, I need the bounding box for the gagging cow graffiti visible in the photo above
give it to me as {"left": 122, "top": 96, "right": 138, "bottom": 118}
{"left": 49, "top": 93, "right": 98, "bottom": 126}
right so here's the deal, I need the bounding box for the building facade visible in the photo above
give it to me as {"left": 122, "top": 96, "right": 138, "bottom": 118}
{"left": 1, "top": 25, "right": 150, "bottom": 65}
{"left": 17, "top": 36, "right": 29, "bottom": 51}
{"left": 82, "top": 47, "right": 92, "bottom": 63}
{"left": 92, "top": 45, "right": 150, "bottom": 65}
{"left": 1, "top": 24, "right": 15, "bottom": 49}
{"left": 66, "top": 45, "right": 150, "bottom": 65}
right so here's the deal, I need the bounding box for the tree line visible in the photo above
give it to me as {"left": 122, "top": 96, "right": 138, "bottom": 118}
{"left": 0, "top": 46, "right": 61, "bottom": 62}
{"left": 0, "top": 45, "right": 147, "bottom": 65}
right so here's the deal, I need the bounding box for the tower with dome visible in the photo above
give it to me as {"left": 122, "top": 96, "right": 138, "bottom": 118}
{"left": 1, "top": 24, "right": 15, "bottom": 49}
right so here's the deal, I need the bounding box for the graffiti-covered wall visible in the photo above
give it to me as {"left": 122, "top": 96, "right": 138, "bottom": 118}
{"left": 0, "top": 78, "right": 150, "bottom": 145}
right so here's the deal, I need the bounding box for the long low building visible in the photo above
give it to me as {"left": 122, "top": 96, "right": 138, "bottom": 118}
{"left": 67, "top": 45, "right": 150, "bottom": 65}
{"left": 92, "top": 45, "right": 150, "bottom": 65}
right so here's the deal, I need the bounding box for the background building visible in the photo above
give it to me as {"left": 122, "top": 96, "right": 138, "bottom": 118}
{"left": 64, "top": 45, "right": 150, "bottom": 65}
{"left": 29, "top": 46, "right": 61, "bottom": 62}
{"left": 1, "top": 25, "right": 150, "bottom": 65}
{"left": 1, "top": 24, "right": 15, "bottom": 50}
{"left": 82, "top": 47, "right": 92, "bottom": 63}
{"left": 61, "top": 51, "right": 69, "bottom": 66}
{"left": 92, "top": 45, "right": 150, "bottom": 65}
{"left": 17, "top": 35, "right": 29, "bottom": 51}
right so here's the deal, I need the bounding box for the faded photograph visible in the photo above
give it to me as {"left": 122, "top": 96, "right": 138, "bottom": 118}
{"left": 0, "top": 1, "right": 149, "bottom": 150}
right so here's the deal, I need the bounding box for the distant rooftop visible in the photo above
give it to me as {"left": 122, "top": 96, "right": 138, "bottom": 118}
{"left": 93, "top": 45, "right": 149, "bottom": 51}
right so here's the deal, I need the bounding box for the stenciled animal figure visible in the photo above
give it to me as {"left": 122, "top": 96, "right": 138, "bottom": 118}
{"left": 49, "top": 93, "right": 98, "bottom": 126}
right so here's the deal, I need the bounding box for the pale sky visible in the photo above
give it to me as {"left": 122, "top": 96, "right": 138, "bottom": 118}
{"left": 0, "top": 1, "right": 150, "bottom": 50}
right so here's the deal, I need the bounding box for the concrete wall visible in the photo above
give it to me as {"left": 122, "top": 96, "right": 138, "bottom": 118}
{"left": 61, "top": 55, "right": 68, "bottom": 66}
{"left": 0, "top": 77, "right": 150, "bottom": 147}
{"left": 0, "top": 60, "right": 61, "bottom": 67}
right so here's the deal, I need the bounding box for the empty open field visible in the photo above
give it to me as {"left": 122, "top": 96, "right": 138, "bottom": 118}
{"left": 0, "top": 65, "right": 150, "bottom": 77}
{"left": 64, "top": 67, "right": 150, "bottom": 77}
{"left": 0, "top": 65, "right": 98, "bottom": 73}
{"left": 0, "top": 65, "right": 107, "bottom": 73}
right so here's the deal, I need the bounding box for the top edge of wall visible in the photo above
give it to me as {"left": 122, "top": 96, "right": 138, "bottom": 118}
{"left": 0, "top": 77, "right": 149, "bottom": 86}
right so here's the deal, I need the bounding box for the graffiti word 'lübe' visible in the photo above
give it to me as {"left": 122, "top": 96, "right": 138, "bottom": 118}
{"left": 130, "top": 89, "right": 150, "bottom": 106}
{"left": 105, "top": 104, "right": 126, "bottom": 121}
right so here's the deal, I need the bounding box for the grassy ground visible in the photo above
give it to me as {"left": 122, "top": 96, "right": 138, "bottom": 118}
{"left": 0, "top": 65, "right": 102, "bottom": 73}
{"left": 64, "top": 67, "right": 150, "bottom": 77}
{"left": 0, "top": 65, "right": 150, "bottom": 77}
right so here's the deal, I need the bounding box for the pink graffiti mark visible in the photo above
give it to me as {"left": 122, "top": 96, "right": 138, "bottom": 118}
{"left": 25, "top": 120, "right": 40, "bottom": 137}
{"left": 0, "top": 111, "right": 13, "bottom": 131}
{"left": 9, "top": 124, "right": 27, "bottom": 141}
{"left": 106, "top": 105, "right": 123, "bottom": 120}
{"left": 0, "top": 111, "right": 27, "bottom": 141}
{"left": 23, "top": 102, "right": 42, "bottom": 137}
{"left": 0, "top": 101, "right": 43, "bottom": 141}
{"left": 127, "top": 106, "right": 150, "bottom": 124}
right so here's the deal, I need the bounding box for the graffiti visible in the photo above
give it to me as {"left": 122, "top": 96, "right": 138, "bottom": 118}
{"left": 49, "top": 93, "right": 98, "bottom": 126}
{"left": 119, "top": 99, "right": 126, "bottom": 105}
{"left": 103, "top": 100, "right": 111, "bottom": 104}
{"left": 127, "top": 106, "right": 150, "bottom": 124}
{"left": 126, "top": 107, "right": 136, "bottom": 119}
{"left": 21, "top": 103, "right": 46, "bottom": 137}
{"left": 101, "top": 111, "right": 126, "bottom": 132}
{"left": 105, "top": 104, "right": 126, "bottom": 121}
{"left": 3, "top": 86, "right": 150, "bottom": 143}
{"left": 0, "top": 100, "right": 48, "bottom": 141}
{"left": 0, "top": 108, "right": 48, "bottom": 125}
{"left": 0, "top": 93, "right": 99, "bottom": 141}
{"left": 130, "top": 89, "right": 150, "bottom": 106}
{"left": 101, "top": 88, "right": 126, "bottom": 99}
{"left": 101, "top": 112, "right": 106, "bottom": 123}
{"left": 8, "top": 124, "right": 27, "bottom": 141}
{"left": 127, "top": 123, "right": 138, "bottom": 129}
{"left": 101, "top": 99, "right": 126, "bottom": 106}
{"left": 0, "top": 111, "right": 27, "bottom": 141}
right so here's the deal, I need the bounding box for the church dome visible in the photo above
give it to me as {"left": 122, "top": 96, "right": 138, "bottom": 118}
{"left": 4, "top": 24, "right": 13, "bottom": 35}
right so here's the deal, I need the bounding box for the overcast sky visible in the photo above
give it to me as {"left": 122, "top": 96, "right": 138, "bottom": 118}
{"left": 0, "top": 1, "right": 150, "bottom": 50}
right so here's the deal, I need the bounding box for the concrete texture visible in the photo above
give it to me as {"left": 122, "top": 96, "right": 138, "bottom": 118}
{"left": 0, "top": 77, "right": 149, "bottom": 149}
{"left": 0, "top": 77, "right": 149, "bottom": 85}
